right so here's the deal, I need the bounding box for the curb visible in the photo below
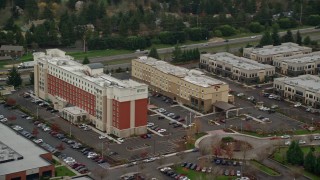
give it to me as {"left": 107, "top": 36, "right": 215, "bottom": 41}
{"left": 266, "top": 158, "right": 312, "bottom": 180}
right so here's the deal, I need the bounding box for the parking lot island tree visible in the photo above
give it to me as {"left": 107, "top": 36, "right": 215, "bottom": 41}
{"left": 6, "top": 98, "right": 16, "bottom": 106}
{"left": 32, "top": 127, "right": 39, "bottom": 137}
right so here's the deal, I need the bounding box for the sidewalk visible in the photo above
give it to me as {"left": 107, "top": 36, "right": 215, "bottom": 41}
{"left": 90, "top": 126, "right": 121, "bottom": 144}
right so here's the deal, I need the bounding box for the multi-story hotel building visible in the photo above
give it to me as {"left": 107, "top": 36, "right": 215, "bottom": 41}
{"left": 33, "top": 49, "right": 148, "bottom": 137}
{"left": 274, "top": 75, "right": 320, "bottom": 108}
{"left": 132, "top": 57, "right": 229, "bottom": 113}
{"left": 243, "top": 42, "right": 312, "bottom": 64}
{"left": 200, "top": 52, "right": 275, "bottom": 84}
{"left": 273, "top": 51, "right": 320, "bottom": 76}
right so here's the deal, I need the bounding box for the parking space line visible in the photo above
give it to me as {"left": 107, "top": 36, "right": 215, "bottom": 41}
{"left": 147, "top": 127, "right": 164, "bottom": 137}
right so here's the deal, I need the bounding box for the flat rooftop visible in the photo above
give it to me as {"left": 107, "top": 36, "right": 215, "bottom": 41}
{"left": 63, "top": 106, "right": 87, "bottom": 115}
{"left": 275, "top": 75, "right": 320, "bottom": 93}
{"left": 204, "top": 52, "right": 274, "bottom": 70}
{"left": 135, "top": 56, "right": 226, "bottom": 87}
{"left": 246, "top": 43, "right": 311, "bottom": 56}
{"left": 34, "top": 50, "right": 145, "bottom": 89}
{"left": 0, "top": 123, "right": 51, "bottom": 175}
{"left": 277, "top": 51, "right": 320, "bottom": 64}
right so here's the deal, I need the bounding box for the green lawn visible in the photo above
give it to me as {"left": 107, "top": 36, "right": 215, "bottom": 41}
{"left": 273, "top": 146, "right": 320, "bottom": 163}
{"left": 272, "top": 146, "right": 320, "bottom": 180}
{"left": 250, "top": 160, "right": 280, "bottom": 176}
{"left": 67, "top": 49, "right": 132, "bottom": 60}
{"left": 55, "top": 166, "right": 76, "bottom": 177}
{"left": 175, "top": 166, "right": 236, "bottom": 180}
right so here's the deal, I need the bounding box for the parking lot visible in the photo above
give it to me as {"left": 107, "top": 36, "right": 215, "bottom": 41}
{"left": 8, "top": 87, "right": 197, "bottom": 164}
{"left": 0, "top": 104, "right": 104, "bottom": 174}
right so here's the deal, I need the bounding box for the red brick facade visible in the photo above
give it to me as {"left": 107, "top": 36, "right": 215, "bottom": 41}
{"left": 113, "top": 100, "right": 130, "bottom": 130}
{"left": 135, "top": 99, "right": 148, "bottom": 127}
{"left": 48, "top": 74, "right": 96, "bottom": 116}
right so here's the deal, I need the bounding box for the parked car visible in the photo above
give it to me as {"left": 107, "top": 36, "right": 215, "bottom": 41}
{"left": 294, "top": 102, "right": 302, "bottom": 107}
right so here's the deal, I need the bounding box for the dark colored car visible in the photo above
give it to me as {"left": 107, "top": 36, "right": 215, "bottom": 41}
{"left": 173, "top": 124, "right": 182, "bottom": 128}
{"left": 214, "top": 158, "right": 221, "bottom": 165}
{"left": 158, "top": 116, "right": 165, "bottom": 120}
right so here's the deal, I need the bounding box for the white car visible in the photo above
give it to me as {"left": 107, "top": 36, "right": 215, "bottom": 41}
{"left": 298, "top": 140, "right": 306, "bottom": 144}
{"left": 0, "top": 118, "right": 8, "bottom": 122}
{"left": 236, "top": 170, "right": 241, "bottom": 177}
{"left": 188, "top": 123, "right": 195, "bottom": 127}
{"left": 237, "top": 93, "right": 244, "bottom": 97}
{"left": 78, "top": 124, "right": 87, "bottom": 128}
{"left": 294, "top": 102, "right": 302, "bottom": 107}
{"left": 250, "top": 36, "right": 257, "bottom": 39}
{"left": 285, "top": 140, "right": 291, "bottom": 145}
{"left": 0, "top": 115, "right": 3, "bottom": 119}
{"left": 64, "top": 157, "right": 75, "bottom": 163}
{"left": 157, "top": 129, "right": 166, "bottom": 133}
{"left": 281, "top": 135, "right": 291, "bottom": 139}
{"left": 26, "top": 116, "right": 33, "bottom": 120}
{"left": 13, "top": 125, "right": 23, "bottom": 131}
{"left": 262, "top": 118, "right": 270, "bottom": 122}
{"left": 99, "top": 135, "right": 107, "bottom": 139}
{"left": 167, "top": 113, "right": 175, "bottom": 117}
{"left": 117, "top": 138, "right": 124, "bottom": 143}
{"left": 147, "top": 123, "right": 154, "bottom": 127}
{"left": 87, "top": 152, "right": 98, "bottom": 158}
{"left": 157, "top": 108, "right": 166, "bottom": 113}
{"left": 34, "top": 139, "right": 43, "bottom": 144}
{"left": 43, "top": 127, "right": 51, "bottom": 131}
{"left": 314, "top": 136, "right": 320, "bottom": 140}
{"left": 83, "top": 127, "right": 91, "bottom": 131}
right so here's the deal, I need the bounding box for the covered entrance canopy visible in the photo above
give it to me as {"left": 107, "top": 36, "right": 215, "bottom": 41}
{"left": 213, "top": 101, "right": 236, "bottom": 111}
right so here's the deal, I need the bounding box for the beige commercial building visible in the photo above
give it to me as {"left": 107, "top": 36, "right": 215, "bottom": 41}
{"left": 274, "top": 75, "right": 320, "bottom": 108}
{"left": 200, "top": 52, "right": 275, "bottom": 84}
{"left": 273, "top": 51, "right": 320, "bottom": 76}
{"left": 132, "top": 57, "right": 230, "bottom": 113}
{"left": 243, "top": 43, "right": 312, "bottom": 64}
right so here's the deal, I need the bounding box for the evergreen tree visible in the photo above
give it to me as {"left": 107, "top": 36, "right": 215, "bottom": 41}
{"left": 119, "top": 18, "right": 128, "bottom": 36}
{"left": 315, "top": 156, "right": 320, "bottom": 175}
{"left": 172, "top": 45, "right": 182, "bottom": 62}
{"left": 296, "top": 30, "right": 302, "bottom": 45}
{"left": 272, "top": 26, "right": 281, "bottom": 46}
{"left": 259, "top": 31, "right": 273, "bottom": 46}
{"left": 82, "top": 56, "right": 90, "bottom": 64}
{"left": 304, "top": 149, "right": 316, "bottom": 172}
{"left": 303, "top": 36, "right": 311, "bottom": 45}
{"left": 25, "top": 0, "right": 38, "bottom": 19}
{"left": 148, "top": 47, "right": 159, "bottom": 59}
{"left": 282, "top": 30, "right": 294, "bottom": 43}
{"left": 0, "top": 0, "right": 5, "bottom": 9}
{"left": 15, "top": 31, "right": 25, "bottom": 46}
{"left": 287, "top": 141, "right": 304, "bottom": 165}
{"left": 6, "top": 66, "right": 22, "bottom": 87}
{"left": 29, "top": 72, "right": 34, "bottom": 85}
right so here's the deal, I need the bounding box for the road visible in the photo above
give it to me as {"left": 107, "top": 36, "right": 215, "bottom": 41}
{"left": 0, "top": 27, "right": 318, "bottom": 75}
{"left": 87, "top": 27, "right": 320, "bottom": 63}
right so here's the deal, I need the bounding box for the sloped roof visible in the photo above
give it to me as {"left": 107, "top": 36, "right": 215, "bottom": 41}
{"left": 0, "top": 45, "right": 23, "bottom": 51}
{"left": 213, "top": 101, "right": 235, "bottom": 110}
{"left": 86, "top": 63, "right": 104, "bottom": 69}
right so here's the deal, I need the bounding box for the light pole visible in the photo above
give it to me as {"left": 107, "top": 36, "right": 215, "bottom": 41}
{"left": 69, "top": 123, "right": 72, "bottom": 137}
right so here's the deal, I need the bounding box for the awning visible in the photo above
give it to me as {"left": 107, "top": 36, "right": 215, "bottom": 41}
{"left": 213, "top": 101, "right": 236, "bottom": 111}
